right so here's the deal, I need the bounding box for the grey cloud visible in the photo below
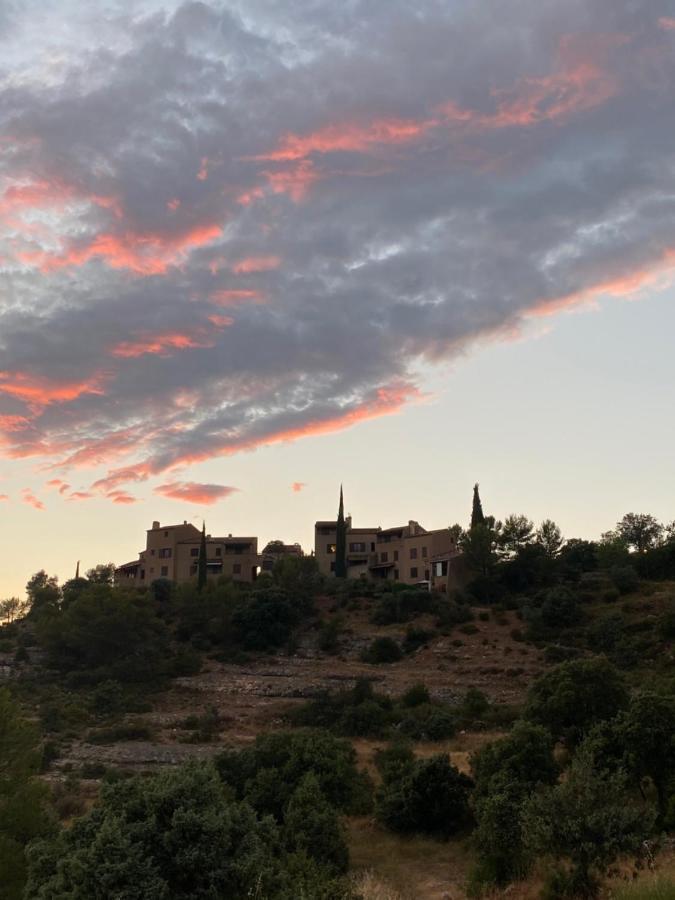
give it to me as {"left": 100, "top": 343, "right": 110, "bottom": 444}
{"left": 1, "top": 0, "right": 675, "bottom": 485}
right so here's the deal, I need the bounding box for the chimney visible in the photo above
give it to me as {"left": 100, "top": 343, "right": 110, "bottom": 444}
{"left": 152, "top": 521, "right": 160, "bottom": 530}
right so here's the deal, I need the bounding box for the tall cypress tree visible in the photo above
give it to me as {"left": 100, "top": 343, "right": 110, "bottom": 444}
{"left": 471, "top": 483, "right": 485, "bottom": 529}
{"left": 197, "top": 521, "right": 207, "bottom": 591}
{"left": 334, "top": 485, "right": 347, "bottom": 578}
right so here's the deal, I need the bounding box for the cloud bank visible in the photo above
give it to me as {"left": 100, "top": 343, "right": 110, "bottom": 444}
{"left": 2, "top": 0, "right": 675, "bottom": 500}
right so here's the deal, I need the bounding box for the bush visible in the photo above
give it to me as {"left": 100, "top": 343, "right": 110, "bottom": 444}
{"left": 26, "top": 762, "right": 332, "bottom": 899}
{"left": 401, "top": 684, "right": 430, "bottom": 707}
{"left": 398, "top": 705, "right": 456, "bottom": 741}
{"left": 376, "top": 754, "right": 472, "bottom": 837}
{"left": 215, "top": 729, "right": 373, "bottom": 820}
{"left": 181, "top": 706, "right": 223, "bottom": 743}
{"left": 231, "top": 588, "right": 299, "bottom": 650}
{"left": 609, "top": 565, "right": 640, "bottom": 595}
{"left": 470, "top": 723, "right": 559, "bottom": 886}
{"left": 402, "top": 626, "right": 432, "bottom": 654}
{"left": 522, "top": 747, "right": 656, "bottom": 898}
{"left": 360, "top": 637, "right": 403, "bottom": 664}
{"left": 524, "top": 657, "right": 629, "bottom": 745}
{"left": 540, "top": 587, "right": 582, "bottom": 629}
{"left": 283, "top": 774, "right": 349, "bottom": 874}
{"left": 35, "top": 586, "right": 171, "bottom": 684}
{"left": 371, "top": 589, "right": 433, "bottom": 625}
{"left": 318, "top": 618, "right": 342, "bottom": 654}
{"left": 0, "top": 689, "right": 54, "bottom": 900}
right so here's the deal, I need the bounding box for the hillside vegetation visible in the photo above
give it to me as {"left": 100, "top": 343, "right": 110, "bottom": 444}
{"left": 2, "top": 507, "right": 675, "bottom": 898}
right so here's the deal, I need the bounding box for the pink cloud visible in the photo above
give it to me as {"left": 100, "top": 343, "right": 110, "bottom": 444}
{"left": 106, "top": 490, "right": 139, "bottom": 505}
{"left": 231, "top": 255, "right": 281, "bottom": 274}
{"left": 291, "top": 482, "right": 306, "bottom": 492}
{"left": 21, "top": 489, "right": 45, "bottom": 510}
{"left": 0, "top": 494, "right": 9, "bottom": 502}
{"left": 68, "top": 491, "right": 94, "bottom": 501}
{"left": 20, "top": 223, "right": 222, "bottom": 276}
{"left": 154, "top": 481, "right": 239, "bottom": 505}
{"left": 658, "top": 17, "right": 675, "bottom": 30}
{"left": 208, "top": 289, "right": 266, "bottom": 306}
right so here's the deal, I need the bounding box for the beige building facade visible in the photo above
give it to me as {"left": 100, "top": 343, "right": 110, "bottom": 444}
{"left": 116, "top": 520, "right": 259, "bottom": 586}
{"left": 314, "top": 515, "right": 462, "bottom": 591}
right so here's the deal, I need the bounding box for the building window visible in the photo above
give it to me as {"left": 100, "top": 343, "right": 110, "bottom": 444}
{"left": 215, "top": 548, "right": 222, "bottom": 557}
{"left": 410, "top": 548, "right": 417, "bottom": 560}
{"left": 190, "top": 564, "right": 197, "bottom": 576}
{"left": 380, "top": 551, "right": 388, "bottom": 562}
{"left": 160, "top": 566, "right": 168, "bottom": 577}
{"left": 425, "top": 569, "right": 429, "bottom": 580}
{"left": 164, "top": 531, "right": 169, "bottom": 537}
{"left": 393, "top": 550, "right": 399, "bottom": 561}
{"left": 158, "top": 548, "right": 172, "bottom": 559}
{"left": 326, "top": 543, "right": 336, "bottom": 554}
{"left": 150, "top": 549, "right": 155, "bottom": 556}
{"left": 190, "top": 548, "right": 199, "bottom": 557}
{"left": 330, "top": 561, "right": 336, "bottom": 572}
{"left": 233, "top": 563, "right": 241, "bottom": 575}
{"left": 394, "top": 569, "right": 399, "bottom": 580}
{"left": 149, "top": 567, "right": 154, "bottom": 574}
{"left": 140, "top": 569, "right": 145, "bottom": 580}
{"left": 410, "top": 567, "right": 418, "bottom": 579}
{"left": 422, "top": 547, "right": 427, "bottom": 557}
{"left": 349, "top": 541, "right": 366, "bottom": 552}
{"left": 370, "top": 542, "right": 375, "bottom": 552}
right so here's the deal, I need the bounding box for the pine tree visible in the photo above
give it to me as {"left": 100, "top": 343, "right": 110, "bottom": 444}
{"left": 198, "top": 522, "right": 207, "bottom": 591}
{"left": 471, "top": 483, "right": 485, "bottom": 529}
{"left": 334, "top": 486, "right": 347, "bottom": 578}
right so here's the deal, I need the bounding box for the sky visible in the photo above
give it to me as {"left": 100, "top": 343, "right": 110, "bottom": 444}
{"left": 1, "top": 0, "right": 675, "bottom": 598}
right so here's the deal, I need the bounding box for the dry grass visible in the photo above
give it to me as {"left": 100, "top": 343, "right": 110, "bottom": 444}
{"left": 351, "top": 871, "right": 408, "bottom": 900}
{"left": 347, "top": 817, "right": 471, "bottom": 899}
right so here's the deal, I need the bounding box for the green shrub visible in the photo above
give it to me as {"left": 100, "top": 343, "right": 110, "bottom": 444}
{"left": 371, "top": 589, "right": 433, "bottom": 625}
{"left": 231, "top": 588, "right": 299, "bottom": 650}
{"left": 399, "top": 705, "right": 456, "bottom": 741}
{"left": 609, "top": 565, "right": 640, "bottom": 595}
{"left": 26, "top": 762, "right": 334, "bottom": 899}
{"left": 318, "top": 618, "right": 342, "bottom": 653}
{"left": 376, "top": 754, "right": 472, "bottom": 837}
{"left": 181, "top": 706, "right": 222, "bottom": 743}
{"left": 360, "top": 637, "right": 403, "bottom": 664}
{"left": 402, "top": 626, "right": 433, "bottom": 654}
{"left": 524, "top": 657, "right": 629, "bottom": 745}
{"left": 401, "top": 683, "right": 430, "bottom": 707}
{"left": 283, "top": 774, "right": 349, "bottom": 874}
{"left": 215, "top": 729, "right": 373, "bottom": 820}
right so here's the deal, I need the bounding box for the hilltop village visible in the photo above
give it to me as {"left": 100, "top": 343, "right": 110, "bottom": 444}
{"left": 115, "top": 486, "right": 464, "bottom": 593}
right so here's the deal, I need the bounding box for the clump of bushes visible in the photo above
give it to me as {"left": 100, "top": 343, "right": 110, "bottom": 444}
{"left": 289, "top": 681, "right": 504, "bottom": 741}
{"left": 375, "top": 750, "right": 472, "bottom": 837}
{"left": 181, "top": 706, "right": 224, "bottom": 743}
{"left": 360, "top": 637, "right": 403, "bottom": 664}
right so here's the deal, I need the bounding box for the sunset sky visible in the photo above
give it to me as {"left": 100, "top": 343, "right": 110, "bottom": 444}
{"left": 2, "top": 0, "right": 675, "bottom": 599}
